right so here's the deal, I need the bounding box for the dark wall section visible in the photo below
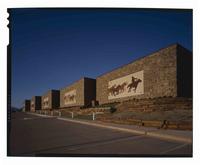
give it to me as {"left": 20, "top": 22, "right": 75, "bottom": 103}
{"left": 35, "top": 96, "right": 41, "bottom": 110}
{"left": 52, "top": 90, "right": 60, "bottom": 109}
{"left": 177, "top": 44, "right": 193, "bottom": 98}
{"left": 24, "top": 100, "right": 30, "bottom": 112}
{"left": 31, "top": 96, "right": 41, "bottom": 111}
{"left": 84, "top": 78, "right": 96, "bottom": 106}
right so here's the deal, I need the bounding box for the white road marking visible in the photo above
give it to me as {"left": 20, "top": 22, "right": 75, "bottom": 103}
{"left": 160, "top": 143, "right": 190, "bottom": 154}
{"left": 23, "top": 117, "right": 33, "bottom": 120}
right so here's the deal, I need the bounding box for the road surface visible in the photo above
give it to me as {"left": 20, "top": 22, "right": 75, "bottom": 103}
{"left": 8, "top": 112, "right": 192, "bottom": 157}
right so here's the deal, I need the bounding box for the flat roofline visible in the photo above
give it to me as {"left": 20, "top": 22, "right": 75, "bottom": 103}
{"left": 96, "top": 43, "right": 191, "bottom": 78}
{"left": 38, "top": 77, "right": 95, "bottom": 97}
{"left": 22, "top": 99, "right": 30, "bottom": 104}
{"left": 42, "top": 89, "right": 60, "bottom": 96}
{"left": 31, "top": 96, "right": 41, "bottom": 98}
{"left": 84, "top": 77, "right": 96, "bottom": 80}
{"left": 59, "top": 76, "right": 95, "bottom": 91}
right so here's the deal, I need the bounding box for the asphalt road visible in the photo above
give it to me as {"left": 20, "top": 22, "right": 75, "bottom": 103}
{"left": 8, "top": 112, "right": 192, "bottom": 157}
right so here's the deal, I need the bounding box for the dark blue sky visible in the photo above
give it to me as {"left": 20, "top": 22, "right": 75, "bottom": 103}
{"left": 10, "top": 9, "right": 192, "bottom": 108}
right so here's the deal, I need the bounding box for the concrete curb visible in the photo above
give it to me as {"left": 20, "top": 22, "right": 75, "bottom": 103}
{"left": 146, "top": 132, "right": 192, "bottom": 143}
{"left": 26, "top": 112, "right": 192, "bottom": 143}
{"left": 58, "top": 117, "right": 145, "bottom": 135}
{"left": 26, "top": 112, "right": 55, "bottom": 118}
{"left": 57, "top": 117, "right": 192, "bottom": 143}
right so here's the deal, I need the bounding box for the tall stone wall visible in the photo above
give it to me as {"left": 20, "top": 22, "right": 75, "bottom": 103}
{"left": 42, "top": 90, "right": 60, "bottom": 110}
{"left": 30, "top": 97, "right": 34, "bottom": 112}
{"left": 97, "top": 44, "right": 179, "bottom": 105}
{"left": 42, "top": 91, "right": 52, "bottom": 110}
{"left": 60, "top": 77, "right": 96, "bottom": 108}
{"left": 60, "top": 79, "right": 85, "bottom": 107}
{"left": 30, "top": 96, "right": 41, "bottom": 112}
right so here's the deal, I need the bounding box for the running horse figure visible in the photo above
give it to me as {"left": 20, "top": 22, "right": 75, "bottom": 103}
{"left": 118, "top": 82, "right": 127, "bottom": 93}
{"left": 108, "top": 84, "right": 116, "bottom": 96}
{"left": 69, "top": 94, "right": 75, "bottom": 101}
{"left": 64, "top": 94, "right": 75, "bottom": 102}
{"left": 108, "top": 82, "right": 127, "bottom": 96}
{"left": 127, "top": 76, "right": 142, "bottom": 93}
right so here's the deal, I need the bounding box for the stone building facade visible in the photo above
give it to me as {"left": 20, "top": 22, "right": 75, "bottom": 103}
{"left": 42, "top": 90, "right": 60, "bottom": 110}
{"left": 22, "top": 100, "right": 30, "bottom": 112}
{"left": 30, "top": 96, "right": 41, "bottom": 112}
{"left": 96, "top": 44, "right": 192, "bottom": 105}
{"left": 60, "top": 77, "right": 96, "bottom": 108}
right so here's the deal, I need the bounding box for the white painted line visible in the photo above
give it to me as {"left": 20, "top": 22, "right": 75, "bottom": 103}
{"left": 23, "top": 117, "right": 33, "bottom": 120}
{"left": 160, "top": 143, "right": 190, "bottom": 154}
{"left": 22, "top": 117, "right": 44, "bottom": 120}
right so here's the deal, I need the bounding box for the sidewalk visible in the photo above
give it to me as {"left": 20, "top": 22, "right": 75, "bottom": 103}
{"left": 28, "top": 112, "right": 192, "bottom": 143}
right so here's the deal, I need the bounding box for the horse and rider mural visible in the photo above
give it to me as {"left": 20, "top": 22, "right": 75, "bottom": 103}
{"left": 127, "top": 76, "right": 142, "bottom": 93}
{"left": 64, "top": 90, "right": 76, "bottom": 105}
{"left": 64, "top": 94, "right": 76, "bottom": 102}
{"left": 108, "top": 82, "right": 128, "bottom": 96}
{"left": 108, "top": 71, "right": 144, "bottom": 99}
{"left": 43, "top": 97, "right": 49, "bottom": 108}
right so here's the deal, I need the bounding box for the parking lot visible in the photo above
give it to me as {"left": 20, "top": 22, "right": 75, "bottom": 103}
{"left": 8, "top": 112, "right": 192, "bottom": 156}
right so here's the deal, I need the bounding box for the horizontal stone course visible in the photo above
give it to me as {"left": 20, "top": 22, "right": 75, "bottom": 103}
{"left": 116, "top": 97, "right": 192, "bottom": 112}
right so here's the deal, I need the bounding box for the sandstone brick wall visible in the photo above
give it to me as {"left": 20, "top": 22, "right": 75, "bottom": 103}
{"left": 60, "top": 77, "right": 96, "bottom": 107}
{"left": 60, "top": 79, "right": 84, "bottom": 107}
{"left": 97, "top": 44, "right": 189, "bottom": 105}
{"left": 31, "top": 96, "right": 41, "bottom": 112}
{"left": 116, "top": 97, "right": 192, "bottom": 112}
{"left": 42, "top": 90, "right": 60, "bottom": 110}
{"left": 42, "top": 91, "right": 51, "bottom": 110}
